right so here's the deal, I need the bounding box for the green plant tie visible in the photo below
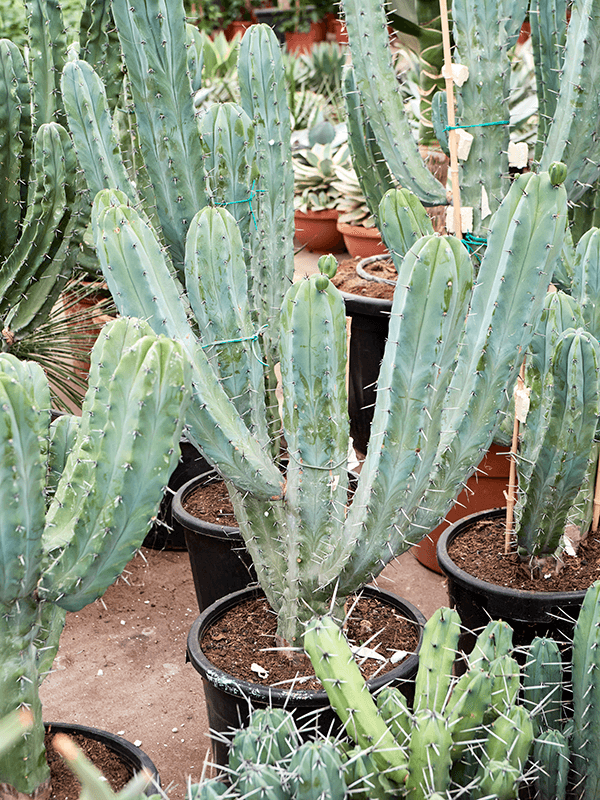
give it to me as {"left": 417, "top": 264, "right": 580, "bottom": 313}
{"left": 444, "top": 120, "right": 510, "bottom": 131}
{"left": 201, "top": 323, "right": 269, "bottom": 365}
{"left": 214, "top": 180, "right": 265, "bottom": 229}
{"left": 287, "top": 450, "right": 349, "bottom": 472}
{"left": 462, "top": 232, "right": 488, "bottom": 261}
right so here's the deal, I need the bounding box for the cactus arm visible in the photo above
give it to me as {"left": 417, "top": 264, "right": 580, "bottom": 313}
{"left": 184, "top": 206, "right": 269, "bottom": 445}
{"left": 47, "top": 414, "right": 80, "bottom": 498}
{"left": 238, "top": 25, "right": 295, "bottom": 353}
{"left": 451, "top": 0, "right": 517, "bottom": 232}
{"left": 40, "top": 320, "right": 192, "bottom": 611}
{"left": 533, "top": 728, "right": 570, "bottom": 800}
{"left": 199, "top": 102, "right": 257, "bottom": 256}
{"left": 529, "top": 0, "right": 567, "bottom": 161}
{"left": 483, "top": 705, "right": 534, "bottom": 773}
{"left": 0, "top": 123, "right": 76, "bottom": 323}
{"left": 0, "top": 39, "right": 32, "bottom": 260}
{"left": 405, "top": 710, "right": 453, "bottom": 800}
{"left": 468, "top": 620, "right": 514, "bottom": 671}
{"left": 409, "top": 171, "right": 568, "bottom": 539}
{"left": 111, "top": 0, "right": 207, "bottom": 271}
{"left": 92, "top": 191, "right": 284, "bottom": 498}
{"left": 0, "top": 362, "right": 48, "bottom": 605}
{"left": 413, "top": 608, "right": 461, "bottom": 715}
{"left": 380, "top": 189, "right": 435, "bottom": 266}
{"left": 26, "top": 0, "right": 67, "bottom": 128}
{"left": 276, "top": 273, "right": 350, "bottom": 640}
{"left": 340, "top": 0, "right": 447, "bottom": 206}
{"left": 338, "top": 235, "right": 473, "bottom": 594}
{"left": 571, "top": 227, "right": 600, "bottom": 341}
{"left": 303, "top": 615, "right": 409, "bottom": 784}
{"left": 522, "top": 637, "right": 563, "bottom": 732}
{"left": 78, "top": 0, "right": 123, "bottom": 114}
{"left": 445, "top": 670, "right": 493, "bottom": 759}
{"left": 489, "top": 656, "right": 521, "bottom": 718}
{"left": 515, "top": 329, "right": 600, "bottom": 561}
{"left": 342, "top": 66, "right": 396, "bottom": 225}
{"left": 572, "top": 580, "right": 600, "bottom": 798}
{"left": 288, "top": 741, "right": 347, "bottom": 800}
{"left": 539, "top": 0, "right": 600, "bottom": 203}
{"left": 61, "top": 59, "right": 138, "bottom": 204}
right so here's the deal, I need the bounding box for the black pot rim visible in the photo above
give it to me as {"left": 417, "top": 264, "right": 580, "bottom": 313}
{"left": 437, "top": 507, "right": 588, "bottom": 605}
{"left": 44, "top": 721, "right": 159, "bottom": 792}
{"left": 338, "top": 253, "right": 393, "bottom": 317}
{"left": 186, "top": 584, "right": 425, "bottom": 705}
{"left": 172, "top": 472, "right": 240, "bottom": 538}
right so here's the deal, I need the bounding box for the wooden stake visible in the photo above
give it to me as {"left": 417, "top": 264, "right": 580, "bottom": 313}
{"left": 438, "top": 0, "right": 462, "bottom": 240}
{"left": 505, "top": 362, "right": 526, "bottom": 553}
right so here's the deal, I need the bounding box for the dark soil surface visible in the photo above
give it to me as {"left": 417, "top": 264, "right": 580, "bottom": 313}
{"left": 201, "top": 594, "right": 421, "bottom": 692}
{"left": 183, "top": 480, "right": 236, "bottom": 526}
{"left": 448, "top": 516, "right": 600, "bottom": 591}
{"left": 332, "top": 257, "right": 396, "bottom": 299}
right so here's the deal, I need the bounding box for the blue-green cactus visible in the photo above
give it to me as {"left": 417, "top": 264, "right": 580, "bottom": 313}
{"left": 0, "top": 317, "right": 191, "bottom": 797}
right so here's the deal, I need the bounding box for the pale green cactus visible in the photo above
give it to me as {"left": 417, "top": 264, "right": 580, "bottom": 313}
{"left": 0, "top": 317, "right": 191, "bottom": 798}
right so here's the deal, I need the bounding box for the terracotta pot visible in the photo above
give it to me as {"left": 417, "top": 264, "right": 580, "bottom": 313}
{"left": 285, "top": 22, "right": 322, "bottom": 54}
{"left": 336, "top": 221, "right": 388, "bottom": 258}
{"left": 413, "top": 442, "right": 511, "bottom": 574}
{"left": 294, "top": 208, "right": 345, "bottom": 252}
{"left": 224, "top": 20, "right": 253, "bottom": 40}
{"left": 186, "top": 585, "right": 425, "bottom": 766}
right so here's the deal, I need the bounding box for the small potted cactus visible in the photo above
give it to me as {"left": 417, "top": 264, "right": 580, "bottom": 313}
{"left": 438, "top": 263, "right": 600, "bottom": 648}
{"left": 0, "top": 317, "right": 191, "bottom": 799}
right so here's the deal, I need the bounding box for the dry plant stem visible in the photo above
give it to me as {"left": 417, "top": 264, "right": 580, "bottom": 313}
{"left": 592, "top": 456, "right": 600, "bottom": 532}
{"left": 439, "top": 0, "right": 462, "bottom": 239}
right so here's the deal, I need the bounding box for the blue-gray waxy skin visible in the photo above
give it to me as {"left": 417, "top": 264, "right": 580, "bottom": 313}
{"left": 67, "top": 0, "right": 570, "bottom": 644}
{"left": 0, "top": 318, "right": 191, "bottom": 796}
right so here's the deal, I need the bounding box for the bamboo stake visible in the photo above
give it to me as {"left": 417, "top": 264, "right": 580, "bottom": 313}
{"left": 438, "top": 0, "right": 462, "bottom": 240}
{"left": 505, "top": 362, "right": 527, "bottom": 553}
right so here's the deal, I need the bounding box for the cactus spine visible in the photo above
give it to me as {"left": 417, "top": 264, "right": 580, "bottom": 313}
{"left": 0, "top": 318, "right": 191, "bottom": 797}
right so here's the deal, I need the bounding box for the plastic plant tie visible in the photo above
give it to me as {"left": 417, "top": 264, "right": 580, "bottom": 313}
{"left": 462, "top": 232, "right": 488, "bottom": 260}
{"left": 201, "top": 323, "right": 269, "bottom": 365}
{"left": 444, "top": 120, "right": 510, "bottom": 131}
{"left": 214, "top": 180, "right": 266, "bottom": 229}
{"left": 287, "top": 449, "right": 349, "bottom": 472}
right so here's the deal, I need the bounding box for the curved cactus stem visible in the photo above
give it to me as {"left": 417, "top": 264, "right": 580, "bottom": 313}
{"left": 405, "top": 709, "right": 453, "bottom": 800}
{"left": 571, "top": 227, "right": 600, "bottom": 341}
{"left": 78, "top": 0, "right": 123, "bottom": 114}
{"left": 340, "top": 0, "right": 446, "bottom": 206}
{"left": 26, "top": 0, "right": 67, "bottom": 128}
{"left": 338, "top": 234, "right": 473, "bottom": 594}
{"left": 533, "top": 728, "right": 570, "bottom": 800}
{"left": 379, "top": 188, "right": 435, "bottom": 266}
{"left": 523, "top": 636, "right": 563, "bottom": 733}
{"left": 184, "top": 206, "right": 269, "bottom": 446}
{"left": 0, "top": 39, "right": 32, "bottom": 260}
{"left": 0, "top": 123, "right": 76, "bottom": 324}
{"left": 61, "top": 59, "right": 138, "bottom": 204}
{"left": 413, "top": 607, "right": 461, "bottom": 715}
{"left": 342, "top": 66, "right": 396, "bottom": 225}
{"left": 110, "top": 0, "right": 207, "bottom": 272}
{"left": 92, "top": 190, "right": 283, "bottom": 499}
{"left": 40, "top": 318, "right": 192, "bottom": 611}
{"left": 539, "top": 0, "right": 600, "bottom": 203}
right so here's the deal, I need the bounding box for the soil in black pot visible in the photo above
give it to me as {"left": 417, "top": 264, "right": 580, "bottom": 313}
{"left": 448, "top": 516, "right": 600, "bottom": 592}
{"left": 331, "top": 257, "right": 396, "bottom": 299}
{"left": 182, "top": 480, "right": 236, "bottom": 526}
{"left": 201, "top": 593, "right": 420, "bottom": 691}
{"left": 45, "top": 731, "right": 132, "bottom": 799}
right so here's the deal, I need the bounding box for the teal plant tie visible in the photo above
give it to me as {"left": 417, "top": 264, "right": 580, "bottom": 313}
{"left": 201, "top": 323, "right": 269, "bottom": 366}
{"left": 287, "top": 450, "right": 348, "bottom": 472}
{"left": 462, "top": 232, "right": 488, "bottom": 262}
{"left": 214, "top": 180, "right": 265, "bottom": 230}
{"left": 444, "top": 120, "right": 510, "bottom": 132}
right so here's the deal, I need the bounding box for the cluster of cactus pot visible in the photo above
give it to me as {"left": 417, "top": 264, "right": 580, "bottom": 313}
{"left": 178, "top": 580, "right": 600, "bottom": 800}
{"left": 0, "top": 317, "right": 191, "bottom": 798}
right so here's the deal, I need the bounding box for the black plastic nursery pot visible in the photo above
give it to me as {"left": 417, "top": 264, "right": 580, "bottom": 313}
{"left": 172, "top": 473, "right": 257, "bottom": 614}
{"left": 186, "top": 585, "right": 426, "bottom": 767}
{"left": 143, "top": 440, "right": 211, "bottom": 551}
{"left": 44, "top": 722, "right": 160, "bottom": 794}
{"left": 341, "top": 288, "right": 391, "bottom": 456}
{"left": 437, "top": 508, "right": 588, "bottom": 655}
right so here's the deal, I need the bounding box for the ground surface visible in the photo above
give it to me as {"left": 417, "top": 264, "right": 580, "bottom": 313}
{"left": 40, "top": 544, "right": 447, "bottom": 799}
